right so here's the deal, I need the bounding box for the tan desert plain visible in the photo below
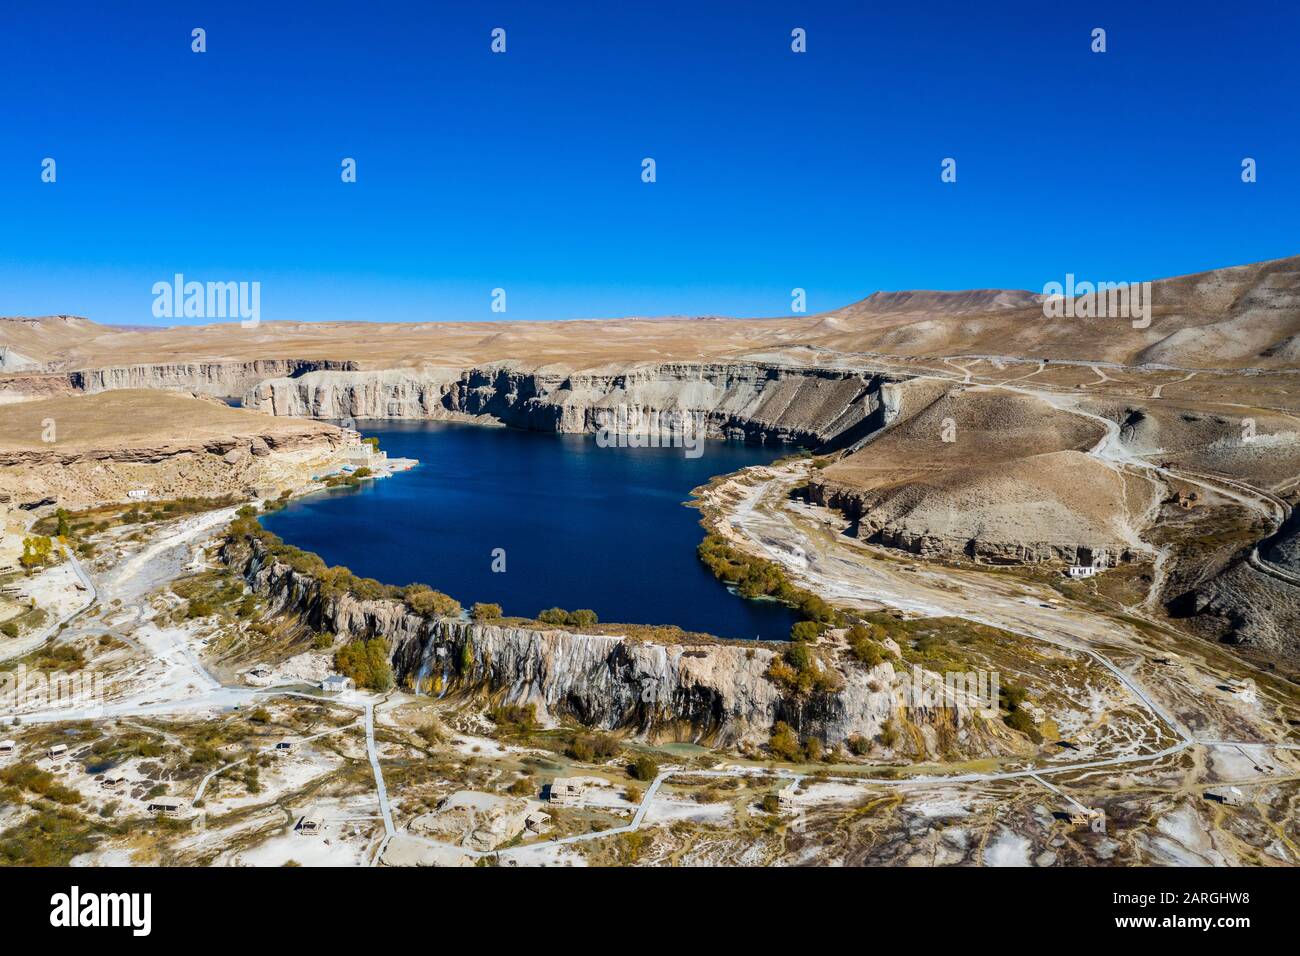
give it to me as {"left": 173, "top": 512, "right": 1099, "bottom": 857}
{"left": 1, "top": 254, "right": 1299, "bottom": 867}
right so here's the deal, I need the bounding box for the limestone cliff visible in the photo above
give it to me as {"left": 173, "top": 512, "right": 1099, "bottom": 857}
{"left": 230, "top": 537, "right": 991, "bottom": 752}
{"left": 242, "top": 363, "right": 896, "bottom": 447}
{"left": 70, "top": 358, "right": 357, "bottom": 399}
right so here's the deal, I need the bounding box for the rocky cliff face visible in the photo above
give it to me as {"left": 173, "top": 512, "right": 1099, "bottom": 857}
{"left": 70, "top": 359, "right": 357, "bottom": 399}
{"left": 806, "top": 478, "right": 1125, "bottom": 566}
{"left": 242, "top": 363, "right": 896, "bottom": 447}
{"left": 231, "top": 537, "right": 989, "bottom": 752}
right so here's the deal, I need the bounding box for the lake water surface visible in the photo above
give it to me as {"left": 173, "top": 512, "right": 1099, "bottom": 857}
{"left": 259, "top": 421, "right": 799, "bottom": 640}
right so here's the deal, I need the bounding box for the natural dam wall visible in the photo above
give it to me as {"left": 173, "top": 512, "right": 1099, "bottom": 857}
{"left": 69, "top": 358, "right": 357, "bottom": 399}
{"left": 241, "top": 363, "right": 897, "bottom": 448}
{"left": 229, "top": 536, "right": 988, "bottom": 752}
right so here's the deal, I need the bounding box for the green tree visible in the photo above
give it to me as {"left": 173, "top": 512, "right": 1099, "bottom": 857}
{"left": 790, "top": 620, "right": 822, "bottom": 642}
{"left": 19, "top": 536, "right": 54, "bottom": 570}
{"left": 566, "top": 609, "right": 598, "bottom": 627}
{"left": 537, "top": 607, "right": 569, "bottom": 625}
{"left": 768, "top": 721, "right": 803, "bottom": 762}
{"left": 628, "top": 754, "right": 659, "bottom": 781}
{"left": 334, "top": 637, "right": 394, "bottom": 691}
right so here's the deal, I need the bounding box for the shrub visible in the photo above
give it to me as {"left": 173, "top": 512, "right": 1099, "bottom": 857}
{"left": 0, "top": 808, "right": 98, "bottom": 866}
{"left": 488, "top": 704, "right": 538, "bottom": 733}
{"left": 628, "top": 755, "right": 659, "bottom": 781}
{"left": 0, "top": 622, "right": 17, "bottom": 639}
{"left": 537, "top": 607, "right": 569, "bottom": 625}
{"left": 185, "top": 599, "right": 216, "bottom": 619}
{"left": 765, "top": 644, "right": 841, "bottom": 697}
{"left": 790, "top": 620, "right": 823, "bottom": 642}
{"left": 470, "top": 602, "right": 502, "bottom": 621}
{"left": 566, "top": 609, "right": 599, "bottom": 627}
{"left": 567, "top": 733, "right": 620, "bottom": 763}
{"left": 1004, "top": 707, "right": 1041, "bottom": 742}
{"left": 403, "top": 585, "right": 461, "bottom": 618}
{"left": 767, "top": 722, "right": 803, "bottom": 762}
{"left": 846, "top": 623, "right": 888, "bottom": 667}
{"left": 416, "top": 722, "right": 445, "bottom": 747}
{"left": 761, "top": 793, "right": 782, "bottom": 813}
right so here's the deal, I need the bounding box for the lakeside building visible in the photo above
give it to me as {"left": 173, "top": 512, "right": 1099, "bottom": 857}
{"left": 296, "top": 811, "right": 325, "bottom": 837}
{"left": 548, "top": 778, "right": 588, "bottom": 806}
{"left": 320, "top": 675, "right": 355, "bottom": 694}
{"left": 146, "top": 797, "right": 185, "bottom": 818}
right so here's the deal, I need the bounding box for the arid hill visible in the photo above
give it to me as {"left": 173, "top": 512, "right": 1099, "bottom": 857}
{"left": 3, "top": 254, "right": 1298, "bottom": 374}
{"left": 0, "top": 390, "right": 350, "bottom": 507}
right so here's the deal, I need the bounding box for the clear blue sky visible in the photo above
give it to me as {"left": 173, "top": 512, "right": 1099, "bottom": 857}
{"left": 1, "top": 1, "right": 1296, "bottom": 326}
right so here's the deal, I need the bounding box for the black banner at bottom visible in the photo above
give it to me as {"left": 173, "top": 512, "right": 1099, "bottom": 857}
{"left": 0, "top": 865, "right": 1278, "bottom": 943}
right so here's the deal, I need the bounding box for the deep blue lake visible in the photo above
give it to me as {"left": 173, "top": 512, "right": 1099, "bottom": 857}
{"left": 259, "top": 421, "right": 799, "bottom": 640}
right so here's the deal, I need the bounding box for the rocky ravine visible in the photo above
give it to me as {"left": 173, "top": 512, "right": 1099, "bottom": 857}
{"left": 230, "top": 537, "right": 995, "bottom": 753}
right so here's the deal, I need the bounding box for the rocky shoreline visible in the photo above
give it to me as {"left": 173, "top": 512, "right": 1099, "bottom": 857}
{"left": 225, "top": 533, "right": 992, "bottom": 752}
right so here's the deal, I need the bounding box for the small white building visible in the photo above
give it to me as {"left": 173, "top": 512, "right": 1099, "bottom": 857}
{"left": 146, "top": 797, "right": 184, "bottom": 818}
{"left": 548, "top": 778, "right": 588, "bottom": 807}
{"left": 47, "top": 743, "right": 68, "bottom": 759}
{"left": 524, "top": 810, "right": 552, "bottom": 834}
{"left": 126, "top": 489, "right": 150, "bottom": 501}
{"left": 320, "top": 675, "right": 355, "bottom": 694}
{"left": 0, "top": 740, "right": 15, "bottom": 757}
{"left": 1205, "top": 786, "right": 1246, "bottom": 808}
{"left": 1068, "top": 807, "right": 1107, "bottom": 833}
{"left": 777, "top": 783, "right": 800, "bottom": 811}
{"left": 1067, "top": 565, "right": 1099, "bottom": 579}
{"left": 102, "top": 775, "right": 126, "bottom": 792}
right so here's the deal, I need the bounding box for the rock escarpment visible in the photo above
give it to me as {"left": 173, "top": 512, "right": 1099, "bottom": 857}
{"left": 70, "top": 358, "right": 357, "bottom": 399}
{"left": 230, "top": 537, "right": 988, "bottom": 752}
{"left": 242, "top": 363, "right": 896, "bottom": 447}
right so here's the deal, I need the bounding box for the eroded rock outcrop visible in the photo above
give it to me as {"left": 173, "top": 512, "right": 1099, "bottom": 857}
{"left": 230, "top": 536, "right": 991, "bottom": 752}
{"left": 70, "top": 358, "right": 357, "bottom": 399}
{"left": 242, "top": 363, "right": 896, "bottom": 447}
